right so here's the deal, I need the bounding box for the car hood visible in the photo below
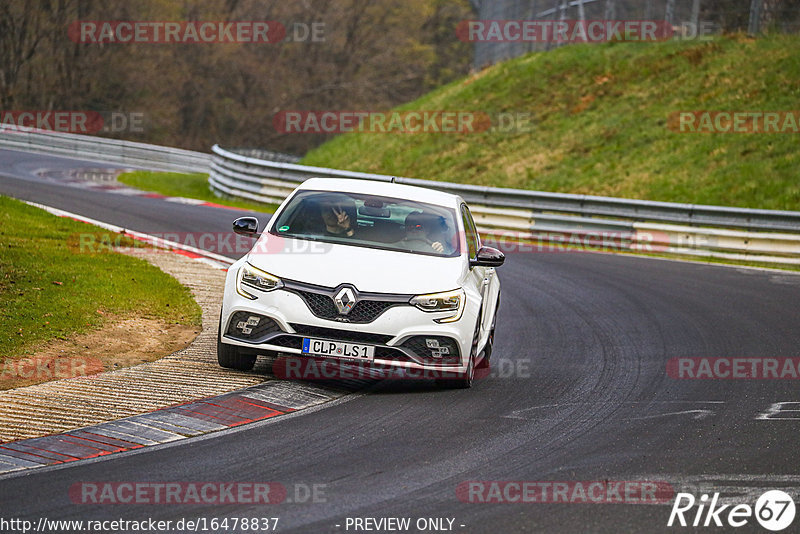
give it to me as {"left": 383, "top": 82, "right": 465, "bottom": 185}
{"left": 246, "top": 236, "right": 464, "bottom": 294}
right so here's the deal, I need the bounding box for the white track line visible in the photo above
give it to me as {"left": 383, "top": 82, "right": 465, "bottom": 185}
{"left": 24, "top": 200, "right": 234, "bottom": 268}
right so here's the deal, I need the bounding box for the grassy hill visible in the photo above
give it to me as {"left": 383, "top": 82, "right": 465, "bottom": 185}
{"left": 301, "top": 34, "right": 800, "bottom": 211}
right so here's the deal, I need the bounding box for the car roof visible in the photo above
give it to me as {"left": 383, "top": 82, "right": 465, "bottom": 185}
{"left": 296, "top": 178, "right": 461, "bottom": 208}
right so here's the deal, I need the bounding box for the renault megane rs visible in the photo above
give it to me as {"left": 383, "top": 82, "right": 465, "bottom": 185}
{"left": 218, "top": 178, "right": 504, "bottom": 388}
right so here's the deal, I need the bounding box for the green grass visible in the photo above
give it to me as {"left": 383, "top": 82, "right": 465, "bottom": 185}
{"left": 117, "top": 171, "right": 279, "bottom": 213}
{"left": 302, "top": 33, "right": 800, "bottom": 212}
{"left": 0, "top": 196, "right": 202, "bottom": 360}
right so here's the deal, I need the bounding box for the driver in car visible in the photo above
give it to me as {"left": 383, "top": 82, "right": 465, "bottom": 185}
{"left": 398, "top": 211, "right": 446, "bottom": 253}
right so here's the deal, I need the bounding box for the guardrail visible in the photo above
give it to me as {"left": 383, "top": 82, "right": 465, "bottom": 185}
{"left": 209, "top": 144, "right": 800, "bottom": 265}
{"left": 1, "top": 128, "right": 796, "bottom": 265}
{"left": 0, "top": 126, "right": 210, "bottom": 173}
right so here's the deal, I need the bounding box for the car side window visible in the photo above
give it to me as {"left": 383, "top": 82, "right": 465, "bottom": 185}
{"left": 460, "top": 204, "right": 479, "bottom": 259}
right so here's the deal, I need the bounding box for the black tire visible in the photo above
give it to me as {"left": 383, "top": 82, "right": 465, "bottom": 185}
{"left": 436, "top": 311, "right": 481, "bottom": 389}
{"left": 217, "top": 308, "right": 257, "bottom": 370}
{"left": 479, "top": 292, "right": 500, "bottom": 367}
{"left": 217, "top": 336, "right": 257, "bottom": 370}
{"left": 436, "top": 352, "right": 474, "bottom": 389}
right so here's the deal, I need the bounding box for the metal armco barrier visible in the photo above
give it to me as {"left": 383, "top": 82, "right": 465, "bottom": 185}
{"left": 209, "top": 144, "right": 800, "bottom": 265}
{"left": 0, "top": 125, "right": 210, "bottom": 173}
{"left": 1, "top": 127, "right": 797, "bottom": 265}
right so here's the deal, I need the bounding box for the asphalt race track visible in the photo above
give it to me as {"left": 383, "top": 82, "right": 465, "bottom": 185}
{"left": 1, "top": 148, "right": 799, "bottom": 533}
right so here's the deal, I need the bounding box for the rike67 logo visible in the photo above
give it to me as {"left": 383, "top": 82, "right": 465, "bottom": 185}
{"left": 668, "top": 490, "right": 796, "bottom": 531}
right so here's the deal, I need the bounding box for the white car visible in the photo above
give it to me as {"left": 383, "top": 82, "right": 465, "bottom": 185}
{"left": 218, "top": 178, "right": 504, "bottom": 388}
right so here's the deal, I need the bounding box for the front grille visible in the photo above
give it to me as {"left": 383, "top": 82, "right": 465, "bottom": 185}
{"left": 266, "top": 334, "right": 405, "bottom": 359}
{"left": 291, "top": 286, "right": 408, "bottom": 324}
{"left": 267, "top": 335, "right": 304, "bottom": 350}
{"left": 290, "top": 324, "right": 393, "bottom": 345}
{"left": 348, "top": 300, "right": 396, "bottom": 323}
{"left": 297, "top": 290, "right": 339, "bottom": 318}
{"left": 256, "top": 330, "right": 439, "bottom": 366}
{"left": 374, "top": 347, "right": 413, "bottom": 362}
{"left": 225, "top": 312, "right": 282, "bottom": 342}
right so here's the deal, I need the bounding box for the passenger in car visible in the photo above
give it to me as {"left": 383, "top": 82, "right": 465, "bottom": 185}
{"left": 321, "top": 198, "right": 357, "bottom": 237}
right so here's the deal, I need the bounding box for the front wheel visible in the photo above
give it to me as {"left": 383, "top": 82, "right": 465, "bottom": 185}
{"left": 477, "top": 292, "right": 500, "bottom": 368}
{"left": 217, "top": 310, "right": 257, "bottom": 371}
{"left": 436, "top": 352, "right": 474, "bottom": 389}
{"left": 436, "top": 312, "right": 481, "bottom": 389}
{"left": 217, "top": 337, "right": 257, "bottom": 370}
{"left": 217, "top": 309, "right": 257, "bottom": 370}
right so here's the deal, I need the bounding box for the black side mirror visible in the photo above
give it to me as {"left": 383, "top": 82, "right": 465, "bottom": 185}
{"left": 470, "top": 246, "right": 505, "bottom": 268}
{"left": 233, "top": 217, "right": 260, "bottom": 237}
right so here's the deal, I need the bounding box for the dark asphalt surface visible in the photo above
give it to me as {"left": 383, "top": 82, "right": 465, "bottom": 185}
{"left": 1, "top": 148, "right": 799, "bottom": 533}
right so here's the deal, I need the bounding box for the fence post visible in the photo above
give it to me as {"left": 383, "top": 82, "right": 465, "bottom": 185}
{"left": 546, "top": 0, "right": 560, "bottom": 50}
{"left": 526, "top": 0, "right": 539, "bottom": 52}
{"left": 748, "top": 0, "right": 763, "bottom": 34}
{"left": 665, "top": 0, "right": 676, "bottom": 26}
{"left": 691, "top": 0, "right": 701, "bottom": 28}
{"left": 604, "top": 0, "right": 616, "bottom": 20}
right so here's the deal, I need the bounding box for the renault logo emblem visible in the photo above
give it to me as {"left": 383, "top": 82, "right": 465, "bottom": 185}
{"left": 334, "top": 287, "right": 357, "bottom": 315}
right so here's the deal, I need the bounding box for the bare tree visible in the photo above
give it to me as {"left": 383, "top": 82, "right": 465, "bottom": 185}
{"left": 0, "top": 1, "right": 48, "bottom": 108}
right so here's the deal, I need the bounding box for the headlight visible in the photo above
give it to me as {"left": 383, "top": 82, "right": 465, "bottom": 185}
{"left": 410, "top": 289, "right": 465, "bottom": 323}
{"left": 236, "top": 262, "right": 283, "bottom": 300}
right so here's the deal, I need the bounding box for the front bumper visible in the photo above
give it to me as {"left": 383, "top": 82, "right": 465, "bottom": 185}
{"left": 220, "top": 268, "right": 479, "bottom": 375}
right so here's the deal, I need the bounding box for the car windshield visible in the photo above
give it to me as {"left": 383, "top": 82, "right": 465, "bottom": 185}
{"left": 269, "top": 190, "right": 461, "bottom": 257}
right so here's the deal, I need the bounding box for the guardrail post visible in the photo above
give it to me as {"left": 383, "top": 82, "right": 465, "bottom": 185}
{"left": 691, "top": 0, "right": 701, "bottom": 28}
{"left": 748, "top": 0, "right": 763, "bottom": 34}
{"left": 604, "top": 0, "right": 616, "bottom": 21}
{"left": 665, "top": 0, "right": 676, "bottom": 26}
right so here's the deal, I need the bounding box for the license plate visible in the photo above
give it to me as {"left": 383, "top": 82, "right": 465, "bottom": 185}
{"left": 301, "top": 338, "right": 374, "bottom": 361}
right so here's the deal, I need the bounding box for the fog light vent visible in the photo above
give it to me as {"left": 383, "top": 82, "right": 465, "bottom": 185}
{"left": 401, "top": 336, "right": 460, "bottom": 366}
{"left": 225, "top": 311, "right": 281, "bottom": 341}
